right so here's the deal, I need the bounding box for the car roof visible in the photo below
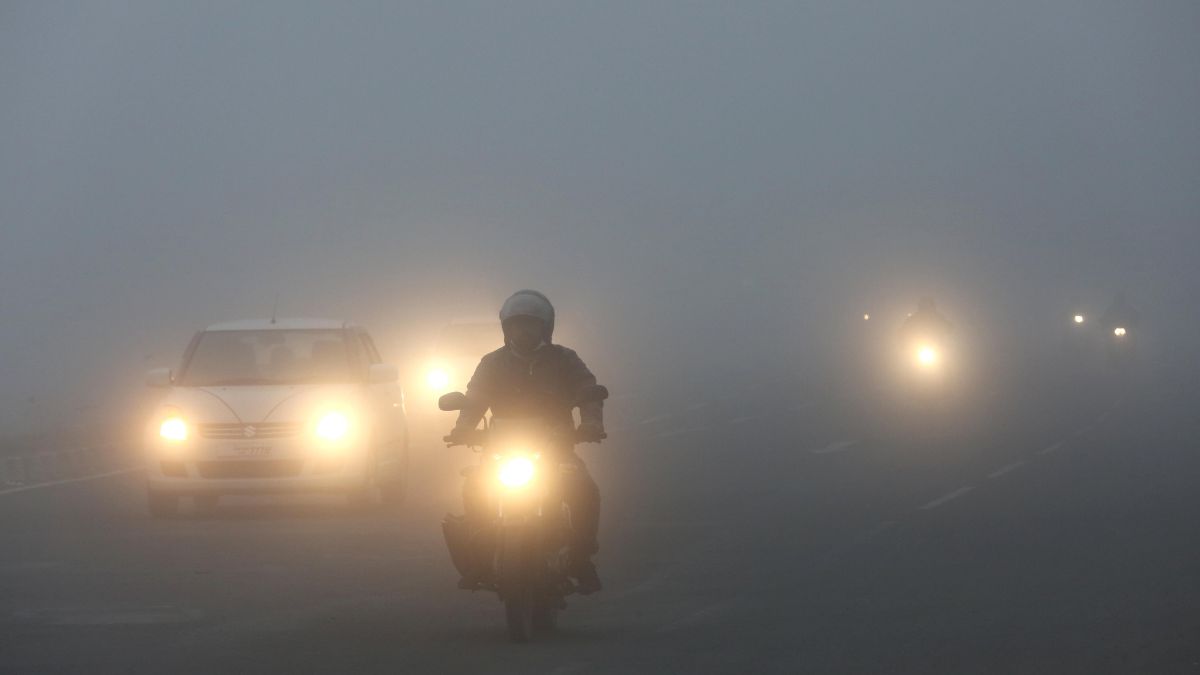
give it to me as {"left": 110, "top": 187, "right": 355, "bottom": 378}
{"left": 203, "top": 318, "right": 357, "bottom": 332}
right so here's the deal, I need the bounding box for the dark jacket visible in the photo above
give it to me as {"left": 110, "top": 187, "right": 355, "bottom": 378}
{"left": 453, "top": 344, "right": 603, "bottom": 437}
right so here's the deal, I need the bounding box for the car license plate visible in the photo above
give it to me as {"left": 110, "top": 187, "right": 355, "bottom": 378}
{"left": 219, "top": 446, "right": 272, "bottom": 459}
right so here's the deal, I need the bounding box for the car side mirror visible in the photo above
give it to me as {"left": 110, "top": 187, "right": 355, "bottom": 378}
{"left": 438, "top": 392, "right": 469, "bottom": 412}
{"left": 577, "top": 384, "right": 609, "bottom": 404}
{"left": 368, "top": 363, "right": 399, "bottom": 383}
{"left": 146, "top": 368, "right": 173, "bottom": 388}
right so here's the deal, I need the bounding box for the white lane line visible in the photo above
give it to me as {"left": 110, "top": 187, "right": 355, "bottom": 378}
{"left": 919, "top": 486, "right": 974, "bottom": 510}
{"left": 638, "top": 413, "right": 675, "bottom": 425}
{"left": 810, "top": 440, "right": 858, "bottom": 455}
{"left": 0, "top": 466, "right": 143, "bottom": 497}
{"left": 728, "top": 413, "right": 767, "bottom": 425}
{"left": 1039, "top": 441, "right": 1064, "bottom": 455}
{"left": 987, "top": 460, "right": 1027, "bottom": 479}
{"left": 684, "top": 402, "right": 710, "bottom": 412}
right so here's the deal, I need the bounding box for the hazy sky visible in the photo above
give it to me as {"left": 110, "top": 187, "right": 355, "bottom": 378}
{"left": 2, "top": 1, "right": 1198, "bottom": 434}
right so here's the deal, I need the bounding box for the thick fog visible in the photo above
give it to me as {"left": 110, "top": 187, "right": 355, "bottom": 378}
{"left": 2, "top": 1, "right": 1198, "bottom": 439}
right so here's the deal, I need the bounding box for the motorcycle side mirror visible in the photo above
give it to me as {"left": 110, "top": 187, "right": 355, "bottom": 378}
{"left": 577, "top": 384, "right": 609, "bottom": 405}
{"left": 438, "top": 392, "right": 469, "bottom": 412}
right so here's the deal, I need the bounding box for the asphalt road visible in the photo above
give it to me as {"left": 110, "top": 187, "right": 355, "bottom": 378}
{"left": 2, "top": 359, "right": 1198, "bottom": 673}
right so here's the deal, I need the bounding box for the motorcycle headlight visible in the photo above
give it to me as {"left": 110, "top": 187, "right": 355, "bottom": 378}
{"left": 159, "top": 416, "right": 188, "bottom": 442}
{"left": 315, "top": 410, "right": 350, "bottom": 441}
{"left": 1113, "top": 327, "right": 1127, "bottom": 337}
{"left": 1074, "top": 314, "right": 1085, "bottom": 324}
{"left": 497, "top": 455, "right": 536, "bottom": 489}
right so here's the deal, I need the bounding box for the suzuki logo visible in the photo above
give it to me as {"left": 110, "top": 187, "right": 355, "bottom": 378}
{"left": 243, "top": 426, "right": 257, "bottom": 438}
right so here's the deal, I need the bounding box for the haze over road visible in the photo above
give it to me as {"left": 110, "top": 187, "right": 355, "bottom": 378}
{"left": 3, "top": 359, "right": 1196, "bottom": 674}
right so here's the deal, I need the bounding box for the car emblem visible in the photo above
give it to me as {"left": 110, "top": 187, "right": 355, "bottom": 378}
{"left": 243, "top": 426, "right": 257, "bottom": 438}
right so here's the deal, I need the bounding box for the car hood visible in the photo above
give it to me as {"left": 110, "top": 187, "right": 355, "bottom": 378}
{"left": 162, "top": 384, "right": 364, "bottom": 423}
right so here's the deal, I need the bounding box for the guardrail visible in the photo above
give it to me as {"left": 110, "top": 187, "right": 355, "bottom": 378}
{"left": 1, "top": 441, "right": 140, "bottom": 488}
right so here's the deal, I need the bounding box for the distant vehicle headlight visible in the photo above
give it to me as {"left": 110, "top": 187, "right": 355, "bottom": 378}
{"left": 426, "top": 367, "right": 451, "bottom": 391}
{"left": 315, "top": 411, "right": 350, "bottom": 441}
{"left": 497, "top": 455, "right": 535, "bottom": 489}
{"left": 159, "top": 416, "right": 188, "bottom": 442}
{"left": 916, "top": 346, "right": 939, "bottom": 366}
{"left": 1073, "top": 314, "right": 1085, "bottom": 324}
{"left": 1113, "top": 327, "right": 1127, "bottom": 337}
{"left": 863, "top": 313, "right": 870, "bottom": 321}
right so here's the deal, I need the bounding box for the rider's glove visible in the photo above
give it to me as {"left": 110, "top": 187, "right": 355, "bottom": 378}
{"left": 576, "top": 422, "right": 607, "bottom": 443}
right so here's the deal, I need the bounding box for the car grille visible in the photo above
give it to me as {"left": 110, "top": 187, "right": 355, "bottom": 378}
{"left": 196, "top": 460, "right": 304, "bottom": 479}
{"left": 197, "top": 422, "right": 303, "bottom": 440}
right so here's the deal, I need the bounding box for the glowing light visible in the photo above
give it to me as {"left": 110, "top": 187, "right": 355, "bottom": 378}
{"left": 1074, "top": 314, "right": 1085, "bottom": 324}
{"left": 1113, "top": 327, "right": 1127, "bottom": 337}
{"left": 426, "top": 368, "right": 450, "bottom": 391}
{"left": 159, "top": 417, "right": 188, "bottom": 442}
{"left": 863, "top": 314, "right": 870, "bottom": 321}
{"left": 315, "top": 411, "right": 350, "bottom": 441}
{"left": 497, "top": 456, "right": 535, "bottom": 488}
{"left": 917, "top": 346, "right": 938, "bottom": 366}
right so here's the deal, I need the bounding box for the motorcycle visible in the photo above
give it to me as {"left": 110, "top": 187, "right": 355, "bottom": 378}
{"left": 438, "top": 385, "right": 608, "bottom": 643}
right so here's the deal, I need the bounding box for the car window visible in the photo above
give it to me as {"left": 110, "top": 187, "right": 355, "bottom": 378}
{"left": 178, "top": 330, "right": 358, "bottom": 385}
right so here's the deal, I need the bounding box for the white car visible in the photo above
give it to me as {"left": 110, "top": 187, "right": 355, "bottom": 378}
{"left": 143, "top": 319, "right": 408, "bottom": 517}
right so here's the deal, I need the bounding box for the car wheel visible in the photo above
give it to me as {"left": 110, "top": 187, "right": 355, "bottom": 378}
{"left": 147, "top": 491, "right": 179, "bottom": 518}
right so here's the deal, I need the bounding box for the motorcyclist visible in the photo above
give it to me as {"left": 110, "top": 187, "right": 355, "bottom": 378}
{"left": 445, "top": 290, "right": 606, "bottom": 594}
{"left": 1099, "top": 292, "right": 1140, "bottom": 337}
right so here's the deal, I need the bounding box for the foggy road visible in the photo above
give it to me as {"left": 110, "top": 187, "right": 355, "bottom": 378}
{"left": 3, "top": 364, "right": 1197, "bottom": 674}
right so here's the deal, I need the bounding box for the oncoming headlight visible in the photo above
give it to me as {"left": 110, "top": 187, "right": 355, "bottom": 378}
{"left": 426, "top": 368, "right": 450, "bottom": 391}
{"left": 1113, "top": 327, "right": 1127, "bottom": 337}
{"left": 315, "top": 411, "right": 350, "bottom": 441}
{"left": 916, "top": 346, "right": 939, "bottom": 366}
{"left": 159, "top": 416, "right": 188, "bottom": 442}
{"left": 497, "top": 456, "right": 536, "bottom": 488}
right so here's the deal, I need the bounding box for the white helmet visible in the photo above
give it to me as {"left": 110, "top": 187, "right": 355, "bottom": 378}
{"left": 499, "top": 289, "right": 556, "bottom": 344}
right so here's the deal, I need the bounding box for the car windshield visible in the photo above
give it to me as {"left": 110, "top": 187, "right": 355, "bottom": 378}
{"left": 436, "top": 323, "right": 501, "bottom": 358}
{"left": 179, "top": 329, "right": 355, "bottom": 385}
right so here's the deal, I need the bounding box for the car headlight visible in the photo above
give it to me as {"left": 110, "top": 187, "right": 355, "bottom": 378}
{"left": 1074, "top": 314, "right": 1085, "bottom": 324}
{"left": 159, "top": 416, "right": 188, "bottom": 442}
{"left": 497, "top": 455, "right": 536, "bottom": 489}
{"left": 1113, "top": 326, "right": 1127, "bottom": 337}
{"left": 426, "top": 367, "right": 451, "bottom": 391}
{"left": 315, "top": 411, "right": 350, "bottom": 441}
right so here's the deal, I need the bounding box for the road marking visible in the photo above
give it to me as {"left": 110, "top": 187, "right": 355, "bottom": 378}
{"left": 638, "top": 413, "right": 674, "bottom": 425}
{"left": 1039, "top": 442, "right": 1063, "bottom": 455}
{"left": 0, "top": 466, "right": 142, "bottom": 497}
{"left": 987, "top": 460, "right": 1027, "bottom": 479}
{"left": 919, "top": 486, "right": 973, "bottom": 510}
{"left": 810, "top": 440, "right": 858, "bottom": 455}
{"left": 684, "top": 402, "right": 710, "bottom": 412}
{"left": 728, "top": 414, "right": 766, "bottom": 425}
